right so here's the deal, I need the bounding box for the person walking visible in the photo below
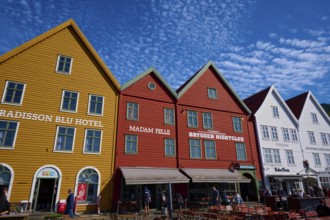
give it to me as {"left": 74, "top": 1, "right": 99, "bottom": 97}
{"left": 211, "top": 186, "right": 220, "bottom": 207}
{"left": 66, "top": 189, "right": 75, "bottom": 218}
{"left": 143, "top": 186, "right": 151, "bottom": 215}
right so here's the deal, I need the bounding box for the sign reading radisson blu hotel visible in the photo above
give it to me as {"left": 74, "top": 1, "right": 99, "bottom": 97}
{"left": 0, "top": 109, "right": 103, "bottom": 128}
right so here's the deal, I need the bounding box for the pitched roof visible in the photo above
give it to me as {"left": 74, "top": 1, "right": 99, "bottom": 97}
{"left": 176, "top": 61, "right": 251, "bottom": 114}
{"left": 243, "top": 86, "right": 271, "bottom": 113}
{"left": 286, "top": 92, "right": 308, "bottom": 119}
{"left": 121, "top": 67, "right": 177, "bottom": 99}
{"left": 0, "top": 19, "right": 120, "bottom": 91}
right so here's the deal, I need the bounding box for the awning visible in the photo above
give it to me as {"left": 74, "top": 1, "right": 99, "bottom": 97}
{"left": 268, "top": 175, "right": 304, "bottom": 181}
{"left": 119, "top": 167, "right": 190, "bottom": 185}
{"left": 180, "top": 168, "right": 251, "bottom": 183}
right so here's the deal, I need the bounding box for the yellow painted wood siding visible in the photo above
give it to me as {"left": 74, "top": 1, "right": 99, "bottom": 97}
{"left": 0, "top": 26, "right": 119, "bottom": 211}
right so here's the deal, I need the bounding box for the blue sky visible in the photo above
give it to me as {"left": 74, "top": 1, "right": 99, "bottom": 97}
{"left": 1, "top": 0, "right": 330, "bottom": 103}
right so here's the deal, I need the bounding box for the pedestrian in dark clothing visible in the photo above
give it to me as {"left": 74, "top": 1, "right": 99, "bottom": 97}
{"left": 211, "top": 187, "right": 220, "bottom": 207}
{"left": 315, "top": 199, "right": 330, "bottom": 217}
{"left": 66, "top": 189, "right": 75, "bottom": 218}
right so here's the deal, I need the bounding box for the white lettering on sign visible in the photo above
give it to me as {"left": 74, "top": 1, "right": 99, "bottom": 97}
{"left": 0, "top": 109, "right": 103, "bottom": 128}
{"left": 188, "top": 131, "right": 244, "bottom": 142}
{"left": 129, "top": 125, "right": 170, "bottom": 135}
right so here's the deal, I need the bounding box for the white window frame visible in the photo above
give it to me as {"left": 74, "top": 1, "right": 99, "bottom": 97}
{"left": 60, "top": 90, "right": 79, "bottom": 113}
{"left": 83, "top": 129, "right": 102, "bottom": 154}
{"left": 126, "top": 102, "right": 139, "bottom": 121}
{"left": 285, "top": 150, "right": 295, "bottom": 165}
{"left": 235, "top": 142, "right": 247, "bottom": 161}
{"left": 125, "top": 134, "right": 138, "bottom": 154}
{"left": 282, "top": 128, "right": 290, "bottom": 142}
{"left": 290, "top": 129, "right": 298, "bottom": 142}
{"left": 164, "top": 138, "right": 176, "bottom": 157}
{"left": 308, "top": 131, "right": 316, "bottom": 145}
{"left": 271, "top": 106, "right": 280, "bottom": 118}
{"left": 232, "top": 117, "right": 243, "bottom": 133}
{"left": 75, "top": 167, "right": 100, "bottom": 205}
{"left": 187, "top": 110, "right": 198, "bottom": 128}
{"left": 53, "top": 126, "right": 76, "bottom": 153}
{"left": 311, "top": 112, "right": 318, "bottom": 124}
{"left": 270, "top": 126, "right": 279, "bottom": 141}
{"left": 204, "top": 140, "right": 216, "bottom": 159}
{"left": 261, "top": 125, "right": 270, "bottom": 140}
{"left": 320, "top": 133, "right": 329, "bottom": 146}
{"left": 324, "top": 154, "right": 330, "bottom": 166}
{"left": 189, "top": 139, "right": 201, "bottom": 159}
{"left": 55, "top": 55, "right": 73, "bottom": 74}
{"left": 1, "top": 81, "right": 26, "bottom": 106}
{"left": 313, "top": 153, "right": 321, "bottom": 166}
{"left": 202, "top": 112, "right": 213, "bottom": 129}
{"left": 207, "top": 88, "right": 218, "bottom": 99}
{"left": 0, "top": 120, "right": 19, "bottom": 149}
{"left": 88, "top": 94, "right": 104, "bottom": 116}
{"left": 264, "top": 148, "right": 281, "bottom": 164}
{"left": 164, "top": 108, "right": 175, "bottom": 125}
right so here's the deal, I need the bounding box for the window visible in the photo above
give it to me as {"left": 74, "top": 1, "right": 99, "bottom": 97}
{"left": 308, "top": 131, "right": 316, "bottom": 144}
{"left": 164, "top": 108, "right": 175, "bottom": 125}
{"left": 77, "top": 168, "right": 98, "bottom": 204}
{"left": 189, "top": 139, "right": 201, "bottom": 159}
{"left": 324, "top": 154, "right": 330, "bottom": 166}
{"left": 204, "top": 140, "right": 216, "bottom": 159}
{"left": 54, "top": 126, "right": 75, "bottom": 152}
{"left": 290, "top": 129, "right": 298, "bottom": 142}
{"left": 311, "top": 113, "right": 318, "bottom": 124}
{"left": 313, "top": 153, "right": 321, "bottom": 166}
{"left": 202, "top": 112, "right": 213, "bottom": 129}
{"left": 232, "top": 117, "right": 243, "bottom": 132}
{"left": 2, "top": 81, "right": 25, "bottom": 105}
{"left": 271, "top": 106, "right": 280, "bottom": 118}
{"left": 56, "top": 55, "right": 73, "bottom": 74}
{"left": 261, "top": 126, "right": 270, "bottom": 140}
{"left": 126, "top": 102, "right": 139, "bottom": 120}
{"left": 187, "top": 110, "right": 198, "bottom": 127}
{"left": 0, "top": 121, "right": 18, "bottom": 148}
{"left": 264, "top": 148, "right": 281, "bottom": 164}
{"left": 321, "top": 133, "right": 329, "bottom": 145}
{"left": 125, "top": 135, "right": 137, "bottom": 154}
{"left": 164, "top": 138, "right": 175, "bottom": 156}
{"left": 285, "top": 150, "right": 295, "bottom": 165}
{"left": 61, "top": 90, "right": 79, "bottom": 112}
{"left": 0, "top": 166, "right": 11, "bottom": 190}
{"left": 270, "top": 127, "right": 279, "bottom": 141}
{"left": 282, "top": 128, "right": 290, "bottom": 142}
{"left": 88, "top": 95, "right": 104, "bottom": 115}
{"left": 208, "top": 88, "right": 218, "bottom": 99}
{"left": 84, "top": 129, "right": 102, "bottom": 153}
{"left": 236, "top": 143, "right": 247, "bottom": 161}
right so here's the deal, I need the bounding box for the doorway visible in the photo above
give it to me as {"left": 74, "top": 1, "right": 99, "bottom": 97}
{"left": 32, "top": 178, "right": 58, "bottom": 212}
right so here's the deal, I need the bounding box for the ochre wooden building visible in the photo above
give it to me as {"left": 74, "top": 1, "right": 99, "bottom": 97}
{"left": 0, "top": 19, "right": 120, "bottom": 213}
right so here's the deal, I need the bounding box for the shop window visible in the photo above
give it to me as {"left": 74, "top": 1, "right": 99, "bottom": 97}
{"left": 54, "top": 126, "right": 75, "bottom": 152}
{"left": 2, "top": 81, "right": 26, "bottom": 105}
{"left": 60, "top": 90, "right": 79, "bottom": 113}
{"left": 88, "top": 95, "right": 104, "bottom": 116}
{"left": 0, "top": 120, "right": 19, "bottom": 149}
{"left": 56, "top": 55, "right": 73, "bottom": 74}
{"left": 77, "top": 168, "right": 99, "bottom": 204}
{"left": 125, "top": 134, "right": 138, "bottom": 154}
{"left": 84, "top": 129, "right": 102, "bottom": 154}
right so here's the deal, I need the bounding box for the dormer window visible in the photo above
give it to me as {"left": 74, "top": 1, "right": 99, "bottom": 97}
{"left": 56, "top": 55, "right": 73, "bottom": 74}
{"left": 207, "top": 88, "right": 218, "bottom": 99}
{"left": 271, "top": 106, "right": 280, "bottom": 118}
{"left": 311, "top": 113, "right": 318, "bottom": 124}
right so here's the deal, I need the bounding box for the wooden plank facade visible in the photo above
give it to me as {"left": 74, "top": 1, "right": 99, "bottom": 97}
{"left": 0, "top": 19, "right": 120, "bottom": 212}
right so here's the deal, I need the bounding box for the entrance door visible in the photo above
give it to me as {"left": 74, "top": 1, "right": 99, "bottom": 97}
{"left": 32, "top": 178, "right": 57, "bottom": 212}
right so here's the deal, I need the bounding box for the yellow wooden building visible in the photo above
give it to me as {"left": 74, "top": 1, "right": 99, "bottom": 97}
{"left": 0, "top": 19, "right": 120, "bottom": 213}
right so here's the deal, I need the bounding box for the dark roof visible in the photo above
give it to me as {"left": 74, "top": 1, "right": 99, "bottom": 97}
{"left": 243, "top": 86, "right": 271, "bottom": 114}
{"left": 286, "top": 92, "right": 308, "bottom": 119}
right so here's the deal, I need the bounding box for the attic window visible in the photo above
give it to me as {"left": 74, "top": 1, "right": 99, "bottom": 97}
{"left": 148, "top": 82, "right": 156, "bottom": 90}
{"left": 56, "top": 55, "right": 73, "bottom": 74}
{"left": 208, "top": 88, "right": 218, "bottom": 99}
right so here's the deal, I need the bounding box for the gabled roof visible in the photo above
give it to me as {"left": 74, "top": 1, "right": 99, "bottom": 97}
{"left": 286, "top": 92, "right": 308, "bottom": 119}
{"left": 244, "top": 85, "right": 299, "bottom": 125}
{"left": 287, "top": 91, "right": 330, "bottom": 124}
{"left": 121, "top": 67, "right": 177, "bottom": 99}
{"left": 176, "top": 61, "right": 251, "bottom": 114}
{"left": 0, "top": 19, "right": 120, "bottom": 91}
{"left": 244, "top": 86, "right": 271, "bottom": 113}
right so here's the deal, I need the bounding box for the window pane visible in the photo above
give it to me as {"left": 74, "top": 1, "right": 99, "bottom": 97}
{"left": 204, "top": 140, "right": 216, "bottom": 159}
{"left": 89, "top": 95, "right": 103, "bottom": 115}
{"left": 125, "top": 135, "right": 137, "bottom": 153}
{"left": 233, "top": 117, "right": 242, "bottom": 132}
{"left": 127, "top": 102, "right": 139, "bottom": 120}
{"left": 165, "top": 138, "right": 175, "bottom": 156}
{"left": 78, "top": 169, "right": 98, "bottom": 203}
{"left": 57, "top": 55, "right": 72, "bottom": 74}
{"left": 202, "top": 112, "right": 213, "bottom": 129}
{"left": 0, "top": 121, "right": 18, "bottom": 148}
{"left": 236, "top": 143, "right": 246, "bottom": 160}
{"left": 189, "top": 139, "right": 201, "bottom": 158}
{"left": 62, "top": 91, "right": 78, "bottom": 112}
{"left": 56, "top": 127, "right": 74, "bottom": 151}
{"left": 208, "top": 88, "right": 218, "bottom": 99}
{"left": 4, "top": 82, "right": 25, "bottom": 104}
{"left": 187, "top": 111, "right": 198, "bottom": 127}
{"left": 164, "top": 108, "right": 174, "bottom": 125}
{"left": 85, "top": 130, "right": 101, "bottom": 153}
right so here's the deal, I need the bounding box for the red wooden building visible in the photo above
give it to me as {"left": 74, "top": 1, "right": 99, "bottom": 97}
{"left": 175, "top": 62, "right": 262, "bottom": 202}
